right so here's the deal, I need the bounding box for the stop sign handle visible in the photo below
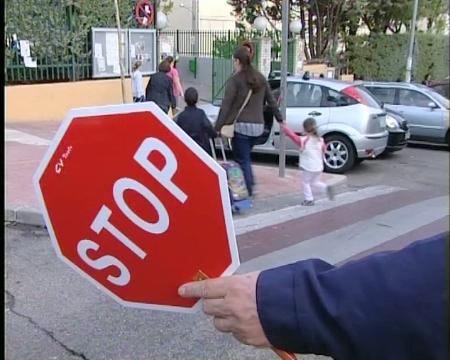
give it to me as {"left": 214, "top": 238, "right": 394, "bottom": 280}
{"left": 193, "top": 271, "right": 298, "bottom": 360}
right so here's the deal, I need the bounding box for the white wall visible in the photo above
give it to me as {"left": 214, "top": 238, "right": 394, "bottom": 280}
{"left": 166, "top": 0, "right": 235, "bottom": 31}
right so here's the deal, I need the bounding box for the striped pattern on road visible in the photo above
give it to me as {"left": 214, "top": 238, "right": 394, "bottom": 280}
{"left": 236, "top": 187, "right": 449, "bottom": 273}
{"left": 5, "top": 129, "right": 51, "bottom": 146}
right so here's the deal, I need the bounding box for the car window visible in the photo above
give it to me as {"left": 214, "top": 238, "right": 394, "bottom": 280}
{"left": 287, "top": 83, "right": 323, "bottom": 107}
{"left": 323, "top": 88, "right": 357, "bottom": 107}
{"left": 366, "top": 87, "right": 396, "bottom": 104}
{"left": 398, "top": 89, "right": 433, "bottom": 108}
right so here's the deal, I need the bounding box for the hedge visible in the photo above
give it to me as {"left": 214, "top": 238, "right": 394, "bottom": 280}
{"left": 345, "top": 33, "right": 449, "bottom": 82}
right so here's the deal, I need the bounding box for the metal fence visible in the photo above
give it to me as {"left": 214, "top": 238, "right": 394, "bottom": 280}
{"left": 5, "top": 27, "right": 281, "bottom": 85}
{"left": 5, "top": 40, "right": 92, "bottom": 85}
{"left": 160, "top": 29, "right": 280, "bottom": 58}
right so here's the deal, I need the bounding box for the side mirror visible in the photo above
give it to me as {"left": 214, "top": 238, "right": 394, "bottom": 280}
{"left": 428, "top": 102, "right": 438, "bottom": 110}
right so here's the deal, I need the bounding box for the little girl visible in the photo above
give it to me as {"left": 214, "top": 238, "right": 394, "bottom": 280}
{"left": 281, "top": 118, "right": 335, "bottom": 206}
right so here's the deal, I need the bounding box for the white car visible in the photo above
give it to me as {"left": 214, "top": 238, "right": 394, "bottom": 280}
{"left": 200, "top": 76, "right": 389, "bottom": 174}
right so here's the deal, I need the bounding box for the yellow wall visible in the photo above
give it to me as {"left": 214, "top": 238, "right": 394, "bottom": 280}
{"left": 6, "top": 77, "right": 150, "bottom": 123}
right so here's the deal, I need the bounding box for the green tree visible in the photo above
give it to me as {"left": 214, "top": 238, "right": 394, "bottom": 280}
{"left": 228, "top": 0, "right": 347, "bottom": 61}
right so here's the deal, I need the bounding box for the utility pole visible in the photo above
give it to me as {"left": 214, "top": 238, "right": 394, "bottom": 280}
{"left": 405, "top": 0, "right": 419, "bottom": 83}
{"left": 279, "top": 0, "right": 289, "bottom": 177}
{"left": 114, "top": 0, "right": 126, "bottom": 103}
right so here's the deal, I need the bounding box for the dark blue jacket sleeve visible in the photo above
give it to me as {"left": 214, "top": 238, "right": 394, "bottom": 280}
{"left": 256, "top": 233, "right": 449, "bottom": 360}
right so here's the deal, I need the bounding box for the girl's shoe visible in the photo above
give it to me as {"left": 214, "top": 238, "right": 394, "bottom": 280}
{"left": 301, "top": 200, "right": 314, "bottom": 206}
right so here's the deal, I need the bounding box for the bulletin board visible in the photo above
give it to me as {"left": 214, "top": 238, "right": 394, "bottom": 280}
{"left": 91, "top": 28, "right": 129, "bottom": 78}
{"left": 128, "top": 29, "right": 157, "bottom": 75}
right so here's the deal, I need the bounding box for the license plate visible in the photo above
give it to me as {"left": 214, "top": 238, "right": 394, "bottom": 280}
{"left": 405, "top": 131, "right": 410, "bottom": 140}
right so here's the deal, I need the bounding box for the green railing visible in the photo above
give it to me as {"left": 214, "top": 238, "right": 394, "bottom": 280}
{"left": 5, "top": 40, "right": 92, "bottom": 85}
{"left": 5, "top": 28, "right": 282, "bottom": 85}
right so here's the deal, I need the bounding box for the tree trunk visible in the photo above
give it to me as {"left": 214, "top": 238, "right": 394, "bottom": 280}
{"left": 308, "top": 11, "right": 316, "bottom": 58}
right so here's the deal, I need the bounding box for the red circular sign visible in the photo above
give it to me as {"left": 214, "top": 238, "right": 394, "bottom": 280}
{"left": 34, "top": 103, "right": 239, "bottom": 312}
{"left": 135, "top": 0, "right": 154, "bottom": 27}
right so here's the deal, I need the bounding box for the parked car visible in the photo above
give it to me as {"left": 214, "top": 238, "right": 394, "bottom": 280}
{"left": 383, "top": 109, "right": 410, "bottom": 153}
{"left": 200, "top": 76, "right": 389, "bottom": 174}
{"left": 363, "top": 81, "right": 449, "bottom": 145}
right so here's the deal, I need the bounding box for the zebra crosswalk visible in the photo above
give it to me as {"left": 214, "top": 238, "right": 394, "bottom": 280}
{"left": 236, "top": 186, "right": 449, "bottom": 273}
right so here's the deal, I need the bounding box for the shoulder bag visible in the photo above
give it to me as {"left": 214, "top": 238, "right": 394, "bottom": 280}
{"left": 220, "top": 89, "right": 252, "bottom": 138}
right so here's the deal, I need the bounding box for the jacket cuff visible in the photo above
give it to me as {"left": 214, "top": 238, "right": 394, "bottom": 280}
{"left": 256, "top": 264, "right": 300, "bottom": 351}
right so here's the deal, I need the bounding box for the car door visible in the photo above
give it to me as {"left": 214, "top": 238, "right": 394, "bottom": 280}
{"left": 365, "top": 86, "right": 396, "bottom": 107}
{"left": 389, "top": 88, "right": 444, "bottom": 141}
{"left": 273, "top": 81, "right": 330, "bottom": 151}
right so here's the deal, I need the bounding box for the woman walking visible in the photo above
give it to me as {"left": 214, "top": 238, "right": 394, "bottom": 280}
{"left": 145, "top": 60, "right": 176, "bottom": 114}
{"left": 165, "top": 56, "right": 184, "bottom": 110}
{"left": 214, "top": 46, "right": 283, "bottom": 197}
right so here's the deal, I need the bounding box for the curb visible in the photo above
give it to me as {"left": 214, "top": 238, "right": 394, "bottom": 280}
{"left": 5, "top": 174, "right": 347, "bottom": 227}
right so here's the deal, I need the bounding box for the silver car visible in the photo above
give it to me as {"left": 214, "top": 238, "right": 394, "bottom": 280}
{"left": 363, "top": 82, "right": 449, "bottom": 144}
{"left": 201, "top": 77, "right": 388, "bottom": 174}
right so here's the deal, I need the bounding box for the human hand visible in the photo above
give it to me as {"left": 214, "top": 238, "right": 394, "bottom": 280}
{"left": 178, "top": 272, "right": 270, "bottom": 347}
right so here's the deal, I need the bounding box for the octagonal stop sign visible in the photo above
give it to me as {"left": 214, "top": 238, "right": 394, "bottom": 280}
{"left": 33, "top": 102, "right": 239, "bottom": 312}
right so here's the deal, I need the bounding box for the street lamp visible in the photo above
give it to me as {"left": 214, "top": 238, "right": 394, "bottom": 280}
{"left": 253, "top": 16, "right": 269, "bottom": 32}
{"left": 156, "top": 11, "right": 168, "bottom": 29}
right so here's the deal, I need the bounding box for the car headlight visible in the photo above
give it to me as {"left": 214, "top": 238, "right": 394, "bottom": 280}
{"left": 386, "top": 115, "right": 399, "bottom": 129}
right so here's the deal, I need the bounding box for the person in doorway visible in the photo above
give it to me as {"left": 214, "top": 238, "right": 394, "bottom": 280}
{"left": 145, "top": 60, "right": 176, "bottom": 114}
{"left": 214, "top": 46, "right": 283, "bottom": 197}
{"left": 176, "top": 87, "right": 217, "bottom": 156}
{"left": 131, "top": 61, "right": 145, "bottom": 103}
{"left": 281, "top": 118, "right": 334, "bottom": 206}
{"left": 178, "top": 232, "right": 448, "bottom": 360}
{"left": 165, "top": 56, "right": 184, "bottom": 111}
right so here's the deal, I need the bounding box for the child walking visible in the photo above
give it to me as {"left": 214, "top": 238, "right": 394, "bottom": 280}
{"left": 131, "top": 61, "right": 145, "bottom": 103}
{"left": 176, "top": 87, "right": 217, "bottom": 156}
{"left": 281, "top": 118, "right": 335, "bottom": 206}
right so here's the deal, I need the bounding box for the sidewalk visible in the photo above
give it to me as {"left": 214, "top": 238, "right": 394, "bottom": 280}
{"left": 5, "top": 121, "right": 346, "bottom": 226}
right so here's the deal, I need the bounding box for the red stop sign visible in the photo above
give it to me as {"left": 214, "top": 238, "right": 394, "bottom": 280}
{"left": 33, "top": 103, "right": 239, "bottom": 312}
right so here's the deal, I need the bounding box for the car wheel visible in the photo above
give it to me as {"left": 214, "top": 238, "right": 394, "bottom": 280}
{"left": 323, "top": 134, "right": 356, "bottom": 174}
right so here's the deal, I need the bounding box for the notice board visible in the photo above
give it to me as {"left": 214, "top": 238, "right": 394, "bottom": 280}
{"left": 128, "top": 29, "right": 157, "bottom": 75}
{"left": 92, "top": 28, "right": 129, "bottom": 78}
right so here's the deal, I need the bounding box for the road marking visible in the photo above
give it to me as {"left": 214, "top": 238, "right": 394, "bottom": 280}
{"left": 234, "top": 185, "right": 402, "bottom": 235}
{"left": 5, "top": 129, "right": 51, "bottom": 146}
{"left": 237, "top": 195, "right": 449, "bottom": 273}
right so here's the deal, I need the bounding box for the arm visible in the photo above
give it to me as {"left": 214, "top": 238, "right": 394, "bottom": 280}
{"left": 281, "top": 123, "right": 303, "bottom": 148}
{"left": 173, "top": 69, "right": 184, "bottom": 95}
{"left": 264, "top": 81, "right": 283, "bottom": 123}
{"left": 257, "top": 233, "right": 448, "bottom": 359}
{"left": 214, "top": 78, "right": 237, "bottom": 132}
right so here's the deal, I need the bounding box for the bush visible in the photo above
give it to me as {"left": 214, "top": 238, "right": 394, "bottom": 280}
{"left": 345, "top": 33, "right": 449, "bottom": 82}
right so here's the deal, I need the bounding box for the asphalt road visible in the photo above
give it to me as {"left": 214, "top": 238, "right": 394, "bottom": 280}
{"left": 5, "top": 144, "right": 449, "bottom": 360}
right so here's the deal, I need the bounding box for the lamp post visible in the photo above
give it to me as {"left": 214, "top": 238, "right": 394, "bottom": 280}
{"left": 405, "top": 0, "right": 419, "bottom": 82}
{"left": 114, "top": 0, "right": 126, "bottom": 103}
{"left": 278, "top": 0, "right": 289, "bottom": 177}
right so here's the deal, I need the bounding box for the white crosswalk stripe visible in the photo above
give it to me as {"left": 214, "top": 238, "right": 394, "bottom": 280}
{"left": 5, "top": 129, "right": 51, "bottom": 146}
{"left": 237, "top": 195, "right": 449, "bottom": 273}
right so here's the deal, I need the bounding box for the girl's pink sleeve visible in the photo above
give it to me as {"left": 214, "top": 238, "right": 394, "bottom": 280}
{"left": 281, "top": 124, "right": 303, "bottom": 147}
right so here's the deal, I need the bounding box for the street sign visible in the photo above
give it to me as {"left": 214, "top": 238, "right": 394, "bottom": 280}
{"left": 33, "top": 102, "right": 239, "bottom": 313}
